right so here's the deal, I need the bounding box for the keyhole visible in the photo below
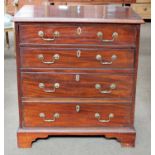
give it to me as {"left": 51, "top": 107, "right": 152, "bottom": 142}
{"left": 75, "top": 74, "right": 80, "bottom": 82}
{"left": 77, "top": 27, "right": 82, "bottom": 35}
{"left": 76, "top": 50, "right": 81, "bottom": 58}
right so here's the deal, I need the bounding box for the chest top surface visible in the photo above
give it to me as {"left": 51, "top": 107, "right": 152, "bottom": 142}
{"left": 14, "top": 5, "right": 144, "bottom": 24}
{"left": 48, "top": 0, "right": 136, "bottom": 3}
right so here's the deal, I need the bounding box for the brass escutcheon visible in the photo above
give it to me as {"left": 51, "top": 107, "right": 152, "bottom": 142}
{"left": 77, "top": 27, "right": 82, "bottom": 35}
{"left": 75, "top": 74, "right": 80, "bottom": 82}
{"left": 76, "top": 105, "right": 80, "bottom": 112}
{"left": 76, "top": 50, "right": 81, "bottom": 58}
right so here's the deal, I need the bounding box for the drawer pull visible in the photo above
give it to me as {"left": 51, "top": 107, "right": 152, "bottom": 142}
{"left": 37, "top": 54, "right": 60, "bottom": 64}
{"left": 38, "top": 30, "right": 60, "bottom": 41}
{"left": 38, "top": 83, "right": 60, "bottom": 93}
{"left": 97, "top": 32, "right": 118, "bottom": 42}
{"left": 39, "top": 112, "right": 60, "bottom": 122}
{"left": 95, "top": 83, "right": 116, "bottom": 94}
{"left": 96, "top": 54, "right": 117, "bottom": 65}
{"left": 95, "top": 113, "right": 114, "bottom": 123}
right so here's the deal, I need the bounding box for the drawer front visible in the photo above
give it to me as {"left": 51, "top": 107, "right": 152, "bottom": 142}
{"left": 20, "top": 47, "right": 134, "bottom": 69}
{"left": 19, "top": 24, "right": 137, "bottom": 46}
{"left": 23, "top": 103, "right": 131, "bottom": 127}
{"left": 132, "top": 3, "right": 151, "bottom": 19}
{"left": 21, "top": 73, "right": 134, "bottom": 98}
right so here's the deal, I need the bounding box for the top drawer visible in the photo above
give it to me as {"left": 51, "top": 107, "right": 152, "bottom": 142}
{"left": 19, "top": 24, "right": 137, "bottom": 47}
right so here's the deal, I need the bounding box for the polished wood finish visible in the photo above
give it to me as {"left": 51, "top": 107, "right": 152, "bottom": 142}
{"left": 48, "top": 0, "right": 136, "bottom": 4}
{"left": 6, "top": 0, "right": 136, "bottom": 16}
{"left": 14, "top": 5, "right": 143, "bottom": 148}
{"left": 14, "top": 5, "right": 144, "bottom": 24}
{"left": 19, "top": 23, "right": 137, "bottom": 46}
{"left": 17, "top": 127, "right": 136, "bottom": 148}
{"left": 21, "top": 73, "right": 134, "bottom": 98}
{"left": 47, "top": 0, "right": 137, "bottom": 6}
{"left": 21, "top": 48, "right": 134, "bottom": 69}
{"left": 22, "top": 97, "right": 132, "bottom": 103}
{"left": 23, "top": 103, "right": 131, "bottom": 127}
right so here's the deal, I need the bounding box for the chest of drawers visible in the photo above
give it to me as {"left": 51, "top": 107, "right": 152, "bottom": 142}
{"left": 14, "top": 5, "right": 144, "bottom": 148}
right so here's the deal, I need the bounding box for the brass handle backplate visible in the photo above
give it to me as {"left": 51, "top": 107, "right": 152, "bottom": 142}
{"left": 95, "top": 113, "right": 114, "bottom": 123}
{"left": 96, "top": 54, "right": 117, "bottom": 65}
{"left": 38, "top": 30, "right": 60, "bottom": 41}
{"left": 39, "top": 112, "right": 60, "bottom": 122}
{"left": 97, "top": 32, "right": 118, "bottom": 42}
{"left": 38, "top": 83, "right": 60, "bottom": 93}
{"left": 37, "top": 54, "right": 60, "bottom": 64}
{"left": 95, "top": 83, "right": 116, "bottom": 94}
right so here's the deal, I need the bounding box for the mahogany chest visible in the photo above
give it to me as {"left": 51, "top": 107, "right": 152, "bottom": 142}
{"left": 14, "top": 5, "right": 144, "bottom": 148}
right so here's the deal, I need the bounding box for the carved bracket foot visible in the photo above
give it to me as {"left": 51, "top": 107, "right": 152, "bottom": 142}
{"left": 17, "top": 127, "right": 136, "bottom": 148}
{"left": 105, "top": 132, "right": 136, "bottom": 147}
{"left": 17, "top": 132, "right": 49, "bottom": 148}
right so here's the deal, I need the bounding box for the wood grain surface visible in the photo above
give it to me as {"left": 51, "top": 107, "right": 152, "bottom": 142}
{"left": 14, "top": 5, "right": 144, "bottom": 23}
{"left": 23, "top": 103, "right": 131, "bottom": 127}
{"left": 14, "top": 5, "right": 143, "bottom": 148}
{"left": 21, "top": 73, "right": 134, "bottom": 98}
{"left": 20, "top": 47, "right": 135, "bottom": 69}
{"left": 19, "top": 23, "right": 137, "bottom": 46}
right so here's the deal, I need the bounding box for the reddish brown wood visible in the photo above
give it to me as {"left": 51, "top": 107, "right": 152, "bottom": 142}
{"left": 6, "top": 0, "right": 136, "bottom": 15}
{"left": 105, "top": 132, "right": 136, "bottom": 147}
{"left": 14, "top": 5, "right": 143, "bottom": 148}
{"left": 130, "top": 25, "right": 141, "bottom": 125}
{"left": 21, "top": 73, "right": 134, "bottom": 98}
{"left": 20, "top": 47, "right": 134, "bottom": 69}
{"left": 48, "top": 0, "right": 136, "bottom": 5}
{"left": 15, "top": 23, "right": 23, "bottom": 128}
{"left": 22, "top": 97, "right": 132, "bottom": 103}
{"left": 17, "top": 132, "right": 49, "bottom": 148}
{"left": 23, "top": 103, "right": 131, "bottom": 127}
{"left": 19, "top": 23, "right": 137, "bottom": 46}
{"left": 14, "top": 5, "right": 144, "bottom": 23}
{"left": 17, "top": 127, "right": 136, "bottom": 148}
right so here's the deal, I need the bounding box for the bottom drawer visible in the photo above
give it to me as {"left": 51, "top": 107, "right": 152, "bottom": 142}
{"left": 23, "top": 103, "right": 131, "bottom": 127}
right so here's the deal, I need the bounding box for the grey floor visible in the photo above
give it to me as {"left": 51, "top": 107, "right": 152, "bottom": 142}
{"left": 4, "top": 23, "right": 151, "bottom": 155}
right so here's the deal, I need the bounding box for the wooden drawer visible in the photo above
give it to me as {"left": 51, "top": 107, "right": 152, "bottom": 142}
{"left": 23, "top": 103, "right": 131, "bottom": 127}
{"left": 131, "top": 3, "right": 151, "bottom": 19}
{"left": 19, "top": 24, "right": 137, "bottom": 46}
{"left": 21, "top": 73, "right": 134, "bottom": 98}
{"left": 20, "top": 47, "right": 135, "bottom": 69}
